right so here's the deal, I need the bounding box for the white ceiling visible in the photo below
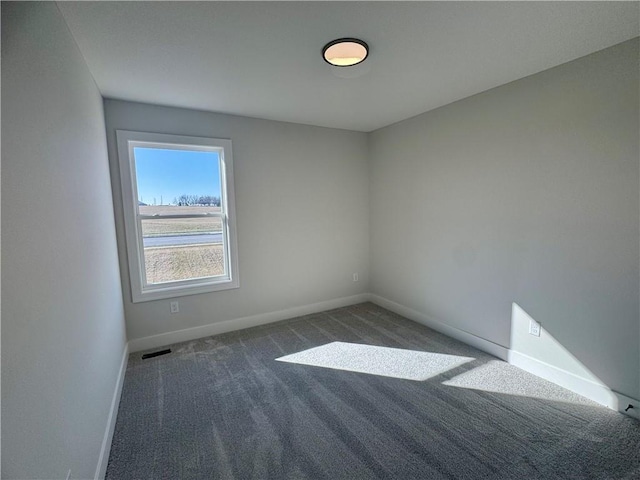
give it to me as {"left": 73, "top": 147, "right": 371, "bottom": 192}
{"left": 57, "top": 1, "right": 639, "bottom": 132}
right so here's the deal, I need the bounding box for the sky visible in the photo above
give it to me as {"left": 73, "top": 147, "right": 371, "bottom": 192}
{"left": 134, "top": 147, "right": 221, "bottom": 205}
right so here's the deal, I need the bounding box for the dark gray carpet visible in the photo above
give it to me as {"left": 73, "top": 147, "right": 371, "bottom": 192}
{"left": 106, "top": 303, "right": 640, "bottom": 479}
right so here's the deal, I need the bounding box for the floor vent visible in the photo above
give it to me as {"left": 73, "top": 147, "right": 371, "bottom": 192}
{"left": 142, "top": 348, "right": 172, "bottom": 360}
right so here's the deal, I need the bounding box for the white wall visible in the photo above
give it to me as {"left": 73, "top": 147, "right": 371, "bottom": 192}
{"left": 2, "top": 3, "right": 127, "bottom": 478}
{"left": 369, "top": 38, "right": 640, "bottom": 400}
{"left": 103, "top": 100, "right": 369, "bottom": 343}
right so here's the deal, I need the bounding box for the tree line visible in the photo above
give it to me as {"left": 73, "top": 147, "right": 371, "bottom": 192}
{"left": 173, "top": 194, "right": 221, "bottom": 206}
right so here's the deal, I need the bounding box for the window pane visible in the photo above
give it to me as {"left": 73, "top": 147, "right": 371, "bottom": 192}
{"left": 141, "top": 217, "right": 225, "bottom": 284}
{"left": 133, "top": 146, "right": 227, "bottom": 285}
{"left": 133, "top": 147, "right": 221, "bottom": 211}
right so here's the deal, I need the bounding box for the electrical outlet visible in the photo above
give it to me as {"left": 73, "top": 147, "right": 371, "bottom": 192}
{"left": 353, "top": 273, "right": 359, "bottom": 282}
{"left": 529, "top": 319, "right": 541, "bottom": 337}
{"left": 170, "top": 301, "right": 179, "bottom": 314}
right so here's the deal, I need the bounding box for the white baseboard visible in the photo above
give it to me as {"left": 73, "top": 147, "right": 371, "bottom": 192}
{"left": 125, "top": 292, "right": 639, "bottom": 421}
{"left": 507, "top": 349, "right": 617, "bottom": 408}
{"left": 368, "top": 294, "right": 509, "bottom": 360}
{"left": 94, "top": 343, "right": 129, "bottom": 480}
{"left": 369, "top": 294, "right": 639, "bottom": 419}
{"left": 508, "top": 349, "right": 640, "bottom": 418}
{"left": 128, "top": 294, "right": 370, "bottom": 353}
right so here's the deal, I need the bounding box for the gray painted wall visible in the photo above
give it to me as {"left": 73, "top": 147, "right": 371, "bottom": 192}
{"left": 103, "top": 100, "right": 369, "bottom": 342}
{"left": 1, "top": 3, "right": 127, "bottom": 478}
{"left": 369, "top": 38, "right": 639, "bottom": 399}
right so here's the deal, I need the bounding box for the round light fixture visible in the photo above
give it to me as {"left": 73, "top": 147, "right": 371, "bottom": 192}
{"left": 322, "top": 38, "right": 369, "bottom": 67}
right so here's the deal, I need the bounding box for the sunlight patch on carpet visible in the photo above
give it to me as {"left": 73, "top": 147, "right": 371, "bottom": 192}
{"left": 442, "top": 360, "right": 597, "bottom": 404}
{"left": 276, "top": 342, "right": 474, "bottom": 381}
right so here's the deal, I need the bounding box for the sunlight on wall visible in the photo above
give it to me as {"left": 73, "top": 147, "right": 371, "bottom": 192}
{"left": 276, "top": 342, "right": 474, "bottom": 381}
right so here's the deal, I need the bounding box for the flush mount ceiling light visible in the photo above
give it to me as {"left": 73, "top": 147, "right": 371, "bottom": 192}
{"left": 322, "top": 38, "right": 369, "bottom": 67}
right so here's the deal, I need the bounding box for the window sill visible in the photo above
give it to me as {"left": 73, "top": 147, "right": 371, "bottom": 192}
{"left": 132, "top": 277, "right": 240, "bottom": 303}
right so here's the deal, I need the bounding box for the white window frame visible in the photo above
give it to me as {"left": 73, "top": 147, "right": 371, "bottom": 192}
{"left": 116, "top": 130, "right": 239, "bottom": 302}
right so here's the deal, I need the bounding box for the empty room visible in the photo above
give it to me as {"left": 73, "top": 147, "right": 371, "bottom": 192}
{"left": 2, "top": 1, "right": 639, "bottom": 479}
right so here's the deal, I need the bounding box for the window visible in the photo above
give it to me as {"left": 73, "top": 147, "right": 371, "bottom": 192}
{"left": 116, "top": 130, "right": 239, "bottom": 302}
